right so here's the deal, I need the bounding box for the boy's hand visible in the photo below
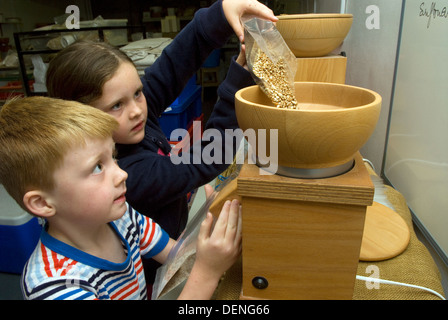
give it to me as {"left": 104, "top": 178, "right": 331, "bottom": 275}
{"left": 196, "top": 199, "right": 242, "bottom": 280}
{"left": 222, "top": 0, "right": 277, "bottom": 43}
{"left": 178, "top": 199, "right": 242, "bottom": 299}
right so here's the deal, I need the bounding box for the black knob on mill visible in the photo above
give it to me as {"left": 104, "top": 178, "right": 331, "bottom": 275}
{"left": 252, "top": 276, "right": 269, "bottom": 289}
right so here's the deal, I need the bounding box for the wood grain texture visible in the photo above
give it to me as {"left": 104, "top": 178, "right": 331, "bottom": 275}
{"left": 360, "top": 201, "right": 410, "bottom": 261}
{"left": 237, "top": 155, "right": 373, "bottom": 299}
{"left": 240, "top": 196, "right": 367, "bottom": 300}
{"left": 209, "top": 178, "right": 240, "bottom": 217}
{"left": 235, "top": 82, "right": 382, "bottom": 169}
{"left": 294, "top": 55, "right": 347, "bottom": 84}
{"left": 276, "top": 14, "right": 353, "bottom": 57}
{"left": 238, "top": 153, "right": 374, "bottom": 206}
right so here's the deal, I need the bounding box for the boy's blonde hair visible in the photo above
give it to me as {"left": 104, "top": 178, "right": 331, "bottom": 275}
{"left": 0, "top": 96, "right": 118, "bottom": 211}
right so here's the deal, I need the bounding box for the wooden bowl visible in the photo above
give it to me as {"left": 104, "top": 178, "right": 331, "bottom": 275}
{"left": 276, "top": 13, "right": 353, "bottom": 57}
{"left": 235, "top": 82, "right": 381, "bottom": 173}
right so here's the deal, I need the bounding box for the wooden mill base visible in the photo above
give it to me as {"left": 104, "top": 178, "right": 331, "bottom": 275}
{"left": 237, "top": 152, "right": 374, "bottom": 300}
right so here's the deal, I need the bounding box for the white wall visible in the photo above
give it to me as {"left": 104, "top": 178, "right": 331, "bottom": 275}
{"left": 315, "top": 0, "right": 342, "bottom": 13}
{"left": 383, "top": 0, "right": 448, "bottom": 262}
{"left": 340, "top": 0, "right": 403, "bottom": 174}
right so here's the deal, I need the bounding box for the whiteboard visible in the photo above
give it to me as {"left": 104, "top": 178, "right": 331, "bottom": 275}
{"left": 383, "top": 0, "right": 448, "bottom": 261}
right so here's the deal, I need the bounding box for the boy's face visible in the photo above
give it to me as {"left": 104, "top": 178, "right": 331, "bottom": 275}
{"left": 49, "top": 137, "right": 128, "bottom": 227}
{"left": 91, "top": 62, "right": 148, "bottom": 145}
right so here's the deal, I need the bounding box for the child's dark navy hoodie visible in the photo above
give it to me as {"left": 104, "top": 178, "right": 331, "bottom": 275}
{"left": 116, "top": 0, "right": 254, "bottom": 241}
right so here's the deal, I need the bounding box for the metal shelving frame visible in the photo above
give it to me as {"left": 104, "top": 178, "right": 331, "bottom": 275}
{"left": 14, "top": 25, "right": 146, "bottom": 96}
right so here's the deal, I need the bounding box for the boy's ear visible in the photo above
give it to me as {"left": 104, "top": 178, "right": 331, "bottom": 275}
{"left": 23, "top": 190, "right": 56, "bottom": 218}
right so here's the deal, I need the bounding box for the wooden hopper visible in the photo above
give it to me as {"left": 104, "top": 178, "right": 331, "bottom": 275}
{"left": 276, "top": 13, "right": 353, "bottom": 57}
{"left": 235, "top": 82, "right": 381, "bottom": 177}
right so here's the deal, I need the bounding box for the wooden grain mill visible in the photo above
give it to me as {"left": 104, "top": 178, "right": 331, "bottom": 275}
{"left": 210, "top": 14, "right": 380, "bottom": 299}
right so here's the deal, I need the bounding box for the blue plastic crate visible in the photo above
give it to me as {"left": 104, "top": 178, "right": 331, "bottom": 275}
{"left": 159, "top": 85, "right": 202, "bottom": 141}
{"left": 188, "top": 90, "right": 202, "bottom": 120}
{"left": 171, "top": 75, "right": 198, "bottom": 106}
{"left": 202, "top": 49, "right": 221, "bottom": 67}
{"left": 0, "top": 185, "right": 42, "bottom": 274}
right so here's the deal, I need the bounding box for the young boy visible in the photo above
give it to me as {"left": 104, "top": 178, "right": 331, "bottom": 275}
{"left": 0, "top": 97, "right": 242, "bottom": 300}
{"left": 45, "top": 0, "right": 277, "bottom": 241}
{"left": 45, "top": 0, "right": 275, "bottom": 287}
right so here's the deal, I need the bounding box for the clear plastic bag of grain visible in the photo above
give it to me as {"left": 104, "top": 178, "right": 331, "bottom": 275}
{"left": 243, "top": 17, "right": 298, "bottom": 109}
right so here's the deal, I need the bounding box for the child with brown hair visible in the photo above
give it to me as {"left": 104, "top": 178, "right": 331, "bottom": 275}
{"left": 0, "top": 96, "right": 242, "bottom": 300}
{"left": 46, "top": 0, "right": 276, "bottom": 285}
{"left": 46, "top": 0, "right": 275, "bottom": 237}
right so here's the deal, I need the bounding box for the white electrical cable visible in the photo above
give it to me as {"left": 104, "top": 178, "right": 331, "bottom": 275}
{"left": 356, "top": 275, "right": 446, "bottom": 300}
{"left": 362, "top": 158, "right": 375, "bottom": 172}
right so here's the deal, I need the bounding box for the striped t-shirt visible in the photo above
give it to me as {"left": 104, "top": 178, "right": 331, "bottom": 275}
{"left": 21, "top": 205, "right": 169, "bottom": 300}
